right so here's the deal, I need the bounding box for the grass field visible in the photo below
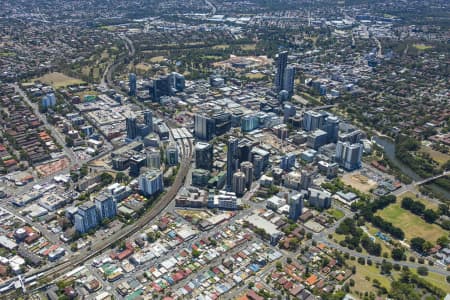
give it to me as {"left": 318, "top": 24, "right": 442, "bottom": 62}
{"left": 149, "top": 56, "right": 165, "bottom": 63}
{"left": 0, "top": 52, "right": 16, "bottom": 57}
{"left": 376, "top": 202, "right": 446, "bottom": 243}
{"left": 413, "top": 43, "right": 433, "bottom": 51}
{"left": 240, "top": 44, "right": 257, "bottom": 51}
{"left": 397, "top": 191, "right": 438, "bottom": 210}
{"left": 328, "top": 208, "right": 345, "bottom": 220}
{"left": 32, "top": 72, "right": 85, "bottom": 88}
{"left": 212, "top": 44, "right": 229, "bottom": 50}
{"left": 420, "top": 146, "right": 450, "bottom": 166}
{"left": 411, "top": 269, "right": 450, "bottom": 292}
{"left": 348, "top": 261, "right": 395, "bottom": 294}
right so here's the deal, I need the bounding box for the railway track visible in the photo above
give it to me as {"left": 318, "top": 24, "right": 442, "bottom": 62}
{"left": 21, "top": 139, "right": 193, "bottom": 293}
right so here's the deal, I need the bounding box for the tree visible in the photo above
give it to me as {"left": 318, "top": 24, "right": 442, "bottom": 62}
{"left": 417, "top": 266, "right": 428, "bottom": 276}
{"left": 436, "top": 236, "right": 449, "bottom": 248}
{"left": 192, "top": 249, "right": 201, "bottom": 258}
{"left": 410, "top": 237, "right": 426, "bottom": 253}
{"left": 391, "top": 248, "right": 405, "bottom": 261}
{"left": 380, "top": 260, "right": 392, "bottom": 275}
{"left": 115, "top": 172, "right": 129, "bottom": 183}
{"left": 100, "top": 172, "right": 114, "bottom": 186}
{"left": 423, "top": 209, "right": 438, "bottom": 223}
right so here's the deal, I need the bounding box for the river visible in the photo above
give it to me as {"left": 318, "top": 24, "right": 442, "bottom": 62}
{"left": 373, "top": 136, "right": 450, "bottom": 199}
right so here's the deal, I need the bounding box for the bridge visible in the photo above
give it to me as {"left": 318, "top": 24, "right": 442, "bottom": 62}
{"left": 392, "top": 171, "right": 449, "bottom": 196}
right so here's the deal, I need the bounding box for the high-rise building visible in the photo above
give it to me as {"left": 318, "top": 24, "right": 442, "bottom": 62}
{"left": 166, "top": 143, "right": 179, "bottom": 166}
{"left": 212, "top": 113, "right": 232, "bottom": 136}
{"left": 41, "top": 93, "right": 57, "bottom": 108}
{"left": 303, "top": 110, "right": 327, "bottom": 132}
{"left": 240, "top": 161, "right": 254, "bottom": 190}
{"left": 195, "top": 142, "right": 213, "bottom": 171}
{"left": 194, "top": 114, "right": 215, "bottom": 141}
{"left": 94, "top": 193, "right": 117, "bottom": 220}
{"left": 308, "top": 188, "right": 332, "bottom": 209}
{"left": 282, "top": 66, "right": 295, "bottom": 97}
{"left": 300, "top": 170, "right": 313, "bottom": 190}
{"left": 325, "top": 116, "right": 340, "bottom": 143}
{"left": 129, "top": 154, "right": 147, "bottom": 177}
{"left": 226, "top": 137, "right": 239, "bottom": 191}
{"left": 138, "top": 170, "right": 164, "bottom": 197}
{"left": 192, "top": 169, "right": 210, "bottom": 187}
{"left": 241, "top": 114, "right": 259, "bottom": 132}
{"left": 238, "top": 139, "right": 253, "bottom": 164}
{"left": 280, "top": 153, "right": 296, "bottom": 171}
{"left": 150, "top": 73, "right": 185, "bottom": 101}
{"left": 74, "top": 201, "right": 99, "bottom": 233}
{"left": 144, "top": 110, "right": 153, "bottom": 132}
{"left": 335, "top": 141, "right": 363, "bottom": 171}
{"left": 307, "top": 129, "right": 328, "bottom": 150}
{"left": 126, "top": 115, "right": 138, "bottom": 140}
{"left": 146, "top": 149, "right": 161, "bottom": 169}
{"left": 129, "top": 73, "right": 137, "bottom": 96}
{"left": 252, "top": 154, "right": 264, "bottom": 179}
{"left": 283, "top": 103, "right": 296, "bottom": 123}
{"left": 289, "top": 193, "right": 304, "bottom": 221}
{"left": 275, "top": 51, "right": 288, "bottom": 92}
{"left": 232, "top": 171, "right": 246, "bottom": 197}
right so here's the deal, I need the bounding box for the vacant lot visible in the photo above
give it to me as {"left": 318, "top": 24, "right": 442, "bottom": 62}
{"left": 376, "top": 202, "right": 446, "bottom": 243}
{"left": 342, "top": 172, "right": 378, "bottom": 193}
{"left": 245, "top": 73, "right": 265, "bottom": 79}
{"left": 33, "top": 72, "right": 85, "bottom": 88}
{"left": 212, "top": 44, "right": 229, "bottom": 50}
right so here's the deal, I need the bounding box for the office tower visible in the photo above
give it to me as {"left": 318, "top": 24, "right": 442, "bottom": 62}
{"left": 240, "top": 161, "right": 254, "bottom": 190}
{"left": 335, "top": 141, "right": 363, "bottom": 171}
{"left": 226, "top": 137, "right": 239, "bottom": 191}
{"left": 212, "top": 113, "right": 232, "bottom": 136}
{"left": 129, "top": 73, "right": 137, "bottom": 96}
{"left": 232, "top": 171, "right": 246, "bottom": 197}
{"left": 241, "top": 114, "right": 259, "bottom": 132}
{"left": 195, "top": 142, "right": 213, "bottom": 171}
{"left": 308, "top": 188, "right": 332, "bottom": 209}
{"left": 275, "top": 51, "right": 288, "bottom": 92}
{"left": 129, "top": 154, "right": 147, "bottom": 177}
{"left": 138, "top": 170, "right": 164, "bottom": 196}
{"left": 94, "top": 193, "right": 117, "bottom": 220}
{"left": 194, "top": 114, "right": 215, "bottom": 141}
{"left": 144, "top": 110, "right": 153, "bottom": 132}
{"left": 303, "top": 110, "right": 327, "bottom": 132}
{"left": 166, "top": 143, "right": 179, "bottom": 166}
{"left": 289, "top": 193, "right": 304, "bottom": 221}
{"left": 192, "top": 169, "right": 210, "bottom": 188}
{"left": 74, "top": 201, "right": 99, "bottom": 233}
{"left": 126, "top": 115, "right": 138, "bottom": 140}
{"left": 280, "top": 153, "right": 296, "bottom": 171}
{"left": 146, "top": 150, "right": 161, "bottom": 169}
{"left": 307, "top": 129, "right": 329, "bottom": 150}
{"left": 171, "top": 72, "right": 186, "bottom": 92}
{"left": 238, "top": 139, "right": 253, "bottom": 164}
{"left": 278, "top": 90, "right": 290, "bottom": 103}
{"left": 282, "top": 66, "right": 295, "bottom": 97}
{"left": 325, "top": 116, "right": 340, "bottom": 143}
{"left": 300, "top": 170, "right": 312, "bottom": 190}
{"left": 283, "top": 103, "right": 296, "bottom": 123}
